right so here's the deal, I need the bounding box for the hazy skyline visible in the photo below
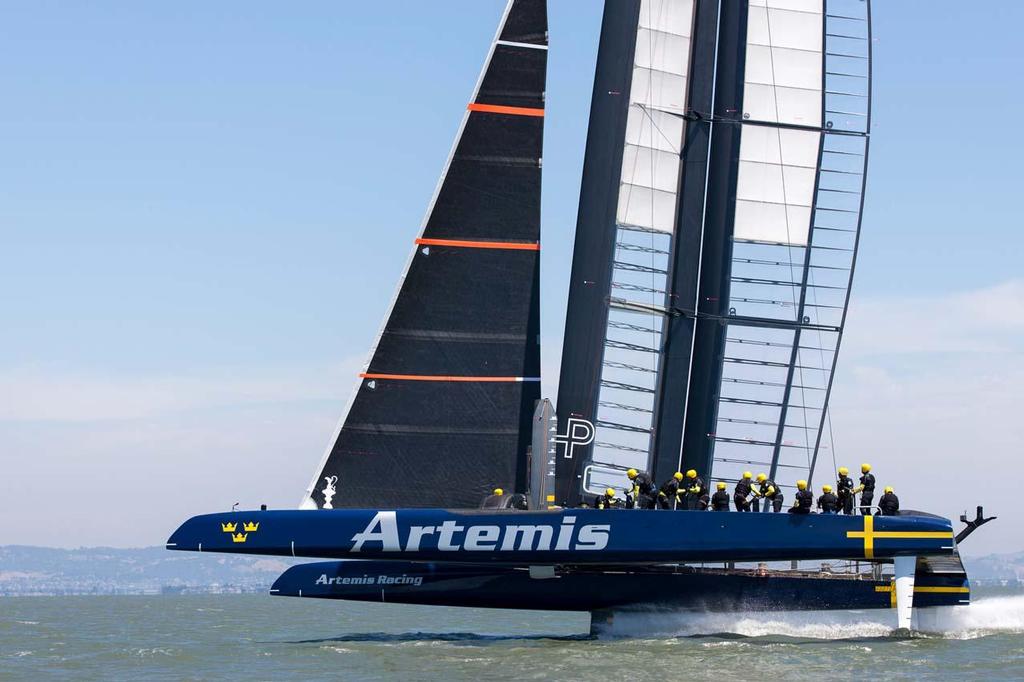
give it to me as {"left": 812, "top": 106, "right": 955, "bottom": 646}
{"left": 2, "top": 1, "right": 1021, "bottom": 555}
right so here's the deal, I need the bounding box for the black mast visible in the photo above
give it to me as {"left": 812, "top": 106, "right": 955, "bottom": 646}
{"left": 554, "top": 0, "right": 641, "bottom": 507}
{"left": 647, "top": 0, "right": 721, "bottom": 483}
{"left": 673, "top": 0, "right": 749, "bottom": 478}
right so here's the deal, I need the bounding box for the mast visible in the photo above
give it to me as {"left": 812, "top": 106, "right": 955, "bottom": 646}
{"left": 302, "top": 0, "right": 548, "bottom": 510}
{"left": 676, "top": 0, "right": 872, "bottom": 492}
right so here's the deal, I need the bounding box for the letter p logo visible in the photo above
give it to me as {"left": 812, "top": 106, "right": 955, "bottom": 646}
{"left": 554, "top": 418, "right": 595, "bottom": 460}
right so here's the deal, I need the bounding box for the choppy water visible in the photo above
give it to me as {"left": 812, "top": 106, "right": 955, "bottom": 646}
{"left": 4, "top": 593, "right": 1024, "bottom": 680}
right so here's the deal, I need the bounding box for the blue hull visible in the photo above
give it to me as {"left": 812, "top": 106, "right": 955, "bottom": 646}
{"left": 270, "top": 560, "right": 971, "bottom": 612}
{"left": 167, "top": 507, "right": 956, "bottom": 564}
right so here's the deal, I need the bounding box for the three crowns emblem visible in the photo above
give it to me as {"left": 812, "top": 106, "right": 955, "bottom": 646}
{"left": 221, "top": 520, "right": 260, "bottom": 541}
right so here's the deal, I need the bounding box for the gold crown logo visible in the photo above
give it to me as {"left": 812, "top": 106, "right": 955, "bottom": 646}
{"left": 231, "top": 532, "right": 248, "bottom": 543}
{"left": 221, "top": 522, "right": 237, "bottom": 533}
{"left": 243, "top": 521, "right": 259, "bottom": 532}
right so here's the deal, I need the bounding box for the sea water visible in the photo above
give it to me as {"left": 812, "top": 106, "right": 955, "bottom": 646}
{"left": 3, "top": 593, "right": 1024, "bottom": 680}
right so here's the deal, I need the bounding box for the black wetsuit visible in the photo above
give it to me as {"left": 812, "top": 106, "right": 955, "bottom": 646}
{"left": 756, "top": 479, "right": 784, "bottom": 513}
{"left": 711, "top": 490, "right": 731, "bottom": 511}
{"left": 657, "top": 477, "right": 681, "bottom": 510}
{"left": 734, "top": 479, "right": 754, "bottom": 511}
{"left": 878, "top": 492, "right": 900, "bottom": 516}
{"left": 859, "top": 472, "right": 876, "bottom": 515}
{"left": 817, "top": 491, "right": 839, "bottom": 514}
{"left": 836, "top": 474, "right": 855, "bottom": 515}
{"left": 628, "top": 472, "right": 657, "bottom": 509}
{"left": 683, "top": 477, "right": 707, "bottom": 510}
{"left": 789, "top": 489, "right": 813, "bottom": 514}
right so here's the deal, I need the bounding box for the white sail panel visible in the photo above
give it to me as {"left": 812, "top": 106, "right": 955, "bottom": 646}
{"left": 743, "top": 1, "right": 823, "bottom": 127}
{"left": 617, "top": 183, "right": 678, "bottom": 232}
{"left": 638, "top": 0, "right": 694, "bottom": 36}
{"left": 616, "top": 0, "right": 695, "bottom": 233}
{"left": 624, "top": 106, "right": 684, "bottom": 153}
{"left": 622, "top": 144, "right": 682, "bottom": 193}
{"left": 734, "top": 126, "right": 820, "bottom": 245}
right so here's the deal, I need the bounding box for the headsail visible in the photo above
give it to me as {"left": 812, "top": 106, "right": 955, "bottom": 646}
{"left": 302, "top": 0, "right": 548, "bottom": 510}
{"left": 556, "top": 0, "right": 870, "bottom": 505}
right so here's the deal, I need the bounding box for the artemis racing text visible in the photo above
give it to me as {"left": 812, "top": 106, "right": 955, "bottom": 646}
{"left": 350, "top": 512, "right": 610, "bottom": 553}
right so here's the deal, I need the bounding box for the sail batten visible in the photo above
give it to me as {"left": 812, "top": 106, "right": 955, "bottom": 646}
{"left": 303, "top": 0, "right": 547, "bottom": 510}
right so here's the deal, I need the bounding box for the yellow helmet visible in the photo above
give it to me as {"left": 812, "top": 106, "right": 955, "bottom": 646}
{"left": 861, "top": 463, "right": 871, "bottom": 473}
{"left": 756, "top": 473, "right": 767, "bottom": 482}
{"left": 838, "top": 466, "right": 849, "bottom": 476}
{"left": 822, "top": 484, "right": 833, "bottom": 493}
{"left": 627, "top": 468, "right": 639, "bottom": 480}
{"left": 716, "top": 482, "right": 727, "bottom": 490}
{"left": 686, "top": 469, "right": 698, "bottom": 479}
{"left": 673, "top": 471, "right": 684, "bottom": 481}
{"left": 605, "top": 488, "right": 616, "bottom": 497}
{"left": 493, "top": 488, "right": 503, "bottom": 496}
{"left": 884, "top": 486, "right": 894, "bottom": 494}
{"left": 742, "top": 471, "right": 752, "bottom": 479}
{"left": 797, "top": 480, "right": 808, "bottom": 490}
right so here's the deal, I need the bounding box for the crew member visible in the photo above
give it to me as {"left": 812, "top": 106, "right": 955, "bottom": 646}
{"left": 878, "top": 486, "right": 900, "bottom": 516}
{"left": 711, "top": 482, "right": 730, "bottom": 511}
{"left": 754, "top": 473, "right": 784, "bottom": 513}
{"left": 854, "top": 463, "right": 876, "bottom": 515}
{"left": 626, "top": 468, "right": 656, "bottom": 510}
{"left": 596, "top": 488, "right": 620, "bottom": 510}
{"left": 836, "top": 466, "right": 855, "bottom": 515}
{"left": 817, "top": 484, "right": 839, "bottom": 514}
{"left": 480, "top": 488, "right": 506, "bottom": 509}
{"left": 681, "top": 469, "right": 707, "bottom": 510}
{"left": 657, "top": 472, "right": 684, "bottom": 510}
{"left": 789, "top": 480, "right": 813, "bottom": 514}
{"left": 734, "top": 471, "right": 755, "bottom": 511}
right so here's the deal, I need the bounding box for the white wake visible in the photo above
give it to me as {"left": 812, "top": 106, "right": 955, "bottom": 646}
{"left": 602, "top": 595, "right": 1024, "bottom": 640}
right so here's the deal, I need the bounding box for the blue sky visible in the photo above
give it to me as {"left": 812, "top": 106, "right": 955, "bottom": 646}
{"left": 1, "top": 1, "right": 1021, "bottom": 554}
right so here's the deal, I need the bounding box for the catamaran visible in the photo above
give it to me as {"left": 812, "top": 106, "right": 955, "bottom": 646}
{"left": 168, "top": 0, "right": 992, "bottom": 634}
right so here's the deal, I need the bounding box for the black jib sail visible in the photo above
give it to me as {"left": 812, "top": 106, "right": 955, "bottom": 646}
{"left": 555, "top": 0, "right": 869, "bottom": 506}
{"left": 302, "top": 0, "right": 547, "bottom": 510}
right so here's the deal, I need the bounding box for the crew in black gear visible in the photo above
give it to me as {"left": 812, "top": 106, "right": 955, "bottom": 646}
{"left": 817, "top": 485, "right": 839, "bottom": 514}
{"left": 836, "top": 467, "right": 855, "bottom": 515}
{"left": 596, "top": 488, "right": 620, "bottom": 510}
{"left": 681, "top": 470, "right": 707, "bottom": 510}
{"left": 657, "top": 472, "right": 684, "bottom": 510}
{"left": 711, "top": 483, "right": 730, "bottom": 511}
{"left": 626, "top": 468, "right": 656, "bottom": 510}
{"left": 855, "top": 464, "right": 876, "bottom": 515}
{"left": 878, "top": 487, "right": 900, "bottom": 516}
{"left": 789, "top": 480, "right": 813, "bottom": 514}
{"left": 734, "top": 472, "right": 755, "bottom": 511}
{"left": 754, "top": 474, "right": 784, "bottom": 513}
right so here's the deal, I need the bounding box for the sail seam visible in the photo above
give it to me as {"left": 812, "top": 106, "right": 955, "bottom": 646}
{"left": 415, "top": 238, "right": 539, "bottom": 251}
{"left": 467, "top": 103, "right": 545, "bottom": 117}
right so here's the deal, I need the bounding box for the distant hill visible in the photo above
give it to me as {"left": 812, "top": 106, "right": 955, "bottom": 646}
{"left": 962, "top": 551, "right": 1024, "bottom": 583}
{"left": 0, "top": 546, "right": 301, "bottom": 596}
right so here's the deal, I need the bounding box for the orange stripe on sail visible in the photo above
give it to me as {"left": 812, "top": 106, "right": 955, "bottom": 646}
{"left": 361, "top": 373, "right": 537, "bottom": 383}
{"left": 467, "top": 103, "right": 545, "bottom": 117}
{"left": 415, "top": 238, "right": 539, "bottom": 251}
